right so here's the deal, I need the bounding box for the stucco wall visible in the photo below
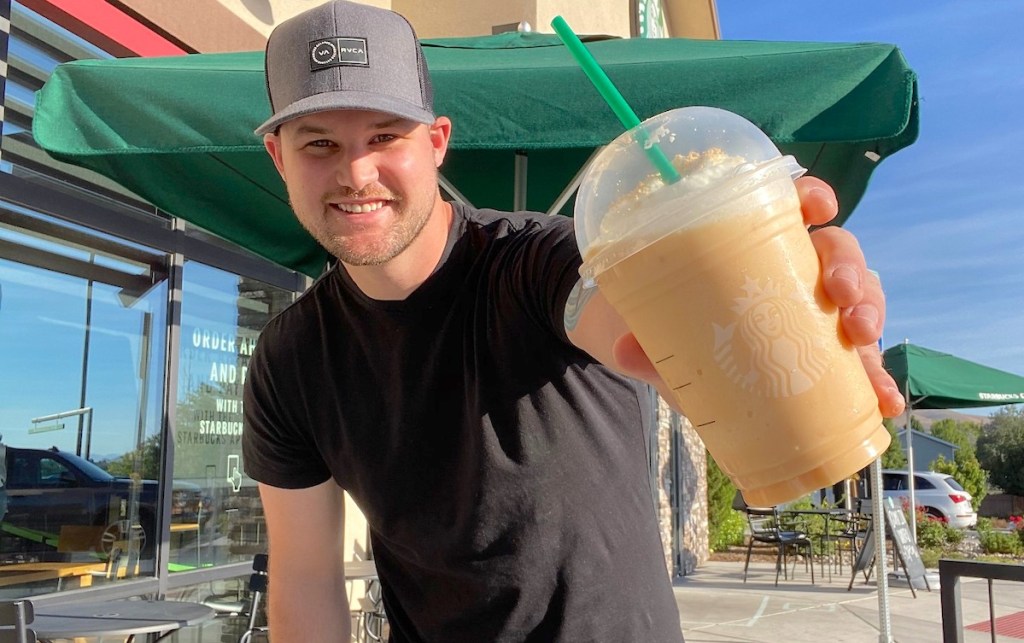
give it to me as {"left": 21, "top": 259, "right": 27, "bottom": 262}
{"left": 116, "top": 0, "right": 717, "bottom": 52}
{"left": 214, "top": 0, "right": 392, "bottom": 38}
{"left": 210, "top": 0, "right": 630, "bottom": 40}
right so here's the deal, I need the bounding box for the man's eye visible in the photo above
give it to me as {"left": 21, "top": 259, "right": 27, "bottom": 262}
{"left": 370, "top": 134, "right": 397, "bottom": 144}
{"left": 307, "top": 139, "right": 334, "bottom": 148}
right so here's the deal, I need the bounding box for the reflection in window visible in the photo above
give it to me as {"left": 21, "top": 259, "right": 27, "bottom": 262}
{"left": 173, "top": 261, "right": 293, "bottom": 572}
{"left": 0, "top": 208, "right": 168, "bottom": 595}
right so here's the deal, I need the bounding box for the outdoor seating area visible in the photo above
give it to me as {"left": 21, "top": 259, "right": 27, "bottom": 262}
{"left": 674, "top": 558, "right": 1024, "bottom": 643}
{"left": 733, "top": 492, "right": 900, "bottom": 587}
{"left": 198, "top": 555, "right": 388, "bottom": 643}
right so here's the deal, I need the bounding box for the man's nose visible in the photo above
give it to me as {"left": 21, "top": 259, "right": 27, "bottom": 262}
{"left": 336, "top": 151, "right": 379, "bottom": 192}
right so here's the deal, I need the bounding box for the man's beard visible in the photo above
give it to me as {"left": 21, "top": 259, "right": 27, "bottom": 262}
{"left": 292, "top": 189, "right": 433, "bottom": 266}
{"left": 323, "top": 201, "right": 432, "bottom": 266}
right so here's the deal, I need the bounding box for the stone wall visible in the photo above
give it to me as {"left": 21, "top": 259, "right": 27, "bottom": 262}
{"left": 655, "top": 397, "right": 709, "bottom": 576}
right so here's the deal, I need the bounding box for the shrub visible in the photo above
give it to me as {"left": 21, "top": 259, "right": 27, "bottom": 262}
{"left": 944, "top": 526, "right": 965, "bottom": 547}
{"left": 919, "top": 546, "right": 943, "bottom": 569}
{"left": 979, "top": 530, "right": 1023, "bottom": 556}
{"left": 710, "top": 507, "right": 746, "bottom": 552}
{"left": 916, "top": 517, "right": 948, "bottom": 549}
{"left": 707, "top": 452, "right": 744, "bottom": 552}
{"left": 976, "top": 517, "right": 994, "bottom": 534}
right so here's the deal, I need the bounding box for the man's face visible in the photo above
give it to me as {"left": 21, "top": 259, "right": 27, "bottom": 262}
{"left": 264, "top": 109, "right": 451, "bottom": 266}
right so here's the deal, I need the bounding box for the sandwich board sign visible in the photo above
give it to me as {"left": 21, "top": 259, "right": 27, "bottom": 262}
{"left": 849, "top": 498, "right": 929, "bottom": 596}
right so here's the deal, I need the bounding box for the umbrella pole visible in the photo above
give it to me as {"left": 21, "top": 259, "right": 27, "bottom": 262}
{"left": 514, "top": 151, "right": 528, "bottom": 211}
{"left": 904, "top": 386, "right": 917, "bottom": 543}
{"left": 870, "top": 458, "right": 894, "bottom": 642}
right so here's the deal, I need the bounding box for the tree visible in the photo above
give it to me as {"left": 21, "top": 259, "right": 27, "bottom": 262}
{"left": 880, "top": 419, "right": 907, "bottom": 469}
{"left": 909, "top": 414, "right": 924, "bottom": 432}
{"left": 706, "top": 452, "right": 744, "bottom": 551}
{"left": 931, "top": 450, "right": 988, "bottom": 511}
{"left": 96, "top": 433, "right": 162, "bottom": 480}
{"left": 930, "top": 418, "right": 981, "bottom": 450}
{"left": 977, "top": 406, "right": 1024, "bottom": 496}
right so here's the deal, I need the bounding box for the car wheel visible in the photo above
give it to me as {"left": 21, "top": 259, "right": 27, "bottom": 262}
{"left": 924, "top": 507, "right": 947, "bottom": 523}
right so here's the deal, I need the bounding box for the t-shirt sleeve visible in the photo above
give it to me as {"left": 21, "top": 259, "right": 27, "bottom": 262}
{"left": 242, "top": 332, "right": 332, "bottom": 489}
{"left": 502, "top": 214, "right": 583, "bottom": 346}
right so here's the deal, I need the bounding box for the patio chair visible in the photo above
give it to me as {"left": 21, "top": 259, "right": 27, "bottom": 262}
{"left": 0, "top": 600, "right": 37, "bottom": 643}
{"left": 354, "top": 577, "right": 389, "bottom": 642}
{"left": 819, "top": 510, "right": 869, "bottom": 578}
{"left": 741, "top": 505, "right": 815, "bottom": 586}
{"left": 236, "top": 554, "right": 269, "bottom": 643}
{"left": 202, "top": 554, "right": 268, "bottom": 643}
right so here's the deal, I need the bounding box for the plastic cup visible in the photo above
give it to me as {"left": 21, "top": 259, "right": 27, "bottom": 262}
{"left": 576, "top": 106, "right": 890, "bottom": 507}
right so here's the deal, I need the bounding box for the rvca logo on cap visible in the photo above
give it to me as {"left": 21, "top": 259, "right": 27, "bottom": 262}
{"left": 309, "top": 37, "right": 369, "bottom": 71}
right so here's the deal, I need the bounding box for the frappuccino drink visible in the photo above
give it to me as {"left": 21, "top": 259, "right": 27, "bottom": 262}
{"left": 575, "top": 107, "right": 889, "bottom": 507}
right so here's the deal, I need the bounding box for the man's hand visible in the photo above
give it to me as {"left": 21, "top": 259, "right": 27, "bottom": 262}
{"left": 796, "top": 176, "right": 904, "bottom": 418}
{"left": 608, "top": 176, "right": 905, "bottom": 419}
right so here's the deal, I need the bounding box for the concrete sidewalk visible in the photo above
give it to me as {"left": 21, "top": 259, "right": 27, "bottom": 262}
{"left": 673, "top": 559, "right": 1024, "bottom": 642}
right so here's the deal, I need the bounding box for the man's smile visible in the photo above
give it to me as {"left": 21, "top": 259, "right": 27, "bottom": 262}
{"left": 333, "top": 200, "right": 388, "bottom": 214}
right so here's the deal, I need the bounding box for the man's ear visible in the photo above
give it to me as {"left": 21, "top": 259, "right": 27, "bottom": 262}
{"left": 263, "top": 132, "right": 287, "bottom": 180}
{"left": 429, "top": 116, "right": 452, "bottom": 168}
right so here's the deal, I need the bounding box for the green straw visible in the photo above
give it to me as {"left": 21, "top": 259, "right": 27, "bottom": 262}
{"left": 551, "top": 15, "right": 680, "bottom": 184}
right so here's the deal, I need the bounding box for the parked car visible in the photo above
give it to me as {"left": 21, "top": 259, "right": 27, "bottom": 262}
{"left": 2, "top": 446, "right": 204, "bottom": 559}
{"left": 881, "top": 469, "right": 977, "bottom": 529}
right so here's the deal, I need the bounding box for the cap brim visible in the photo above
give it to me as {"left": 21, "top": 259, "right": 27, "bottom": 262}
{"left": 255, "top": 90, "right": 436, "bottom": 135}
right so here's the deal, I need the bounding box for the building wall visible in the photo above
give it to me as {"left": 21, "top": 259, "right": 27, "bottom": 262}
{"left": 396, "top": 0, "right": 537, "bottom": 38}
{"left": 662, "top": 0, "right": 719, "bottom": 39}
{"left": 213, "top": 0, "right": 392, "bottom": 40}
{"left": 157, "top": 0, "right": 711, "bottom": 46}
{"left": 535, "top": 0, "right": 631, "bottom": 37}
{"left": 115, "top": 0, "right": 267, "bottom": 51}
{"left": 656, "top": 399, "right": 708, "bottom": 577}
{"left": 897, "top": 429, "right": 957, "bottom": 472}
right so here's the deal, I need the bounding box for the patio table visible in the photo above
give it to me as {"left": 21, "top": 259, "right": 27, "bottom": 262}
{"left": 780, "top": 508, "right": 857, "bottom": 581}
{"left": 32, "top": 598, "right": 216, "bottom": 642}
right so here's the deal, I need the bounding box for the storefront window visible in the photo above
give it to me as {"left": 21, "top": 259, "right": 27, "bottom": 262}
{"left": 0, "top": 206, "right": 168, "bottom": 595}
{"left": 173, "top": 261, "right": 293, "bottom": 572}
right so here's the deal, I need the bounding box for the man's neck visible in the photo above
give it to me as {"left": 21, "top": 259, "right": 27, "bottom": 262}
{"left": 341, "top": 197, "right": 454, "bottom": 301}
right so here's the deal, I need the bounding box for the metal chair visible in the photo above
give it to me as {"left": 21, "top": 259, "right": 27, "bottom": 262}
{"left": 202, "top": 554, "right": 268, "bottom": 643}
{"left": 0, "top": 600, "right": 37, "bottom": 643}
{"left": 355, "top": 578, "right": 389, "bottom": 642}
{"left": 820, "top": 511, "right": 869, "bottom": 577}
{"left": 742, "top": 506, "right": 816, "bottom": 586}
{"left": 236, "top": 554, "right": 269, "bottom": 643}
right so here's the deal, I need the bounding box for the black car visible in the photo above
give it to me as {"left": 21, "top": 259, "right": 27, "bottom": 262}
{"left": 2, "top": 446, "right": 203, "bottom": 559}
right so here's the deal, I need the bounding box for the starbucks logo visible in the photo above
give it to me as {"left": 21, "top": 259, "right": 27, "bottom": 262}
{"left": 712, "top": 276, "right": 830, "bottom": 398}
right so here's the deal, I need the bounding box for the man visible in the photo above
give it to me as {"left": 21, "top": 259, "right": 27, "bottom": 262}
{"left": 242, "top": 2, "right": 905, "bottom": 641}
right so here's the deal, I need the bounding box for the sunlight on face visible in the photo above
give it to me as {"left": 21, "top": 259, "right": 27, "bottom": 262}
{"left": 269, "top": 110, "right": 447, "bottom": 266}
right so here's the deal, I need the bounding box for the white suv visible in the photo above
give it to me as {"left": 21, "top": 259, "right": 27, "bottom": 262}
{"left": 881, "top": 469, "right": 978, "bottom": 529}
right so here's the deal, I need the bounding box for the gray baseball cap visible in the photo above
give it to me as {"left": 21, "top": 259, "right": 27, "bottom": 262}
{"left": 256, "top": 0, "right": 435, "bottom": 135}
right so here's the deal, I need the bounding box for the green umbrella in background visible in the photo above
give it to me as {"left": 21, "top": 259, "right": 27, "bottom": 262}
{"left": 882, "top": 341, "right": 1024, "bottom": 539}
{"left": 884, "top": 342, "right": 1024, "bottom": 410}
{"left": 33, "top": 32, "right": 919, "bottom": 277}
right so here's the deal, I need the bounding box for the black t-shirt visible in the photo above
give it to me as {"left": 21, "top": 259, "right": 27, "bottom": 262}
{"left": 243, "top": 203, "right": 683, "bottom": 642}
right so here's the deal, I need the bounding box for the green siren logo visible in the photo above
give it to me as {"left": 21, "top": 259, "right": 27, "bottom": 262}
{"left": 713, "top": 276, "right": 830, "bottom": 397}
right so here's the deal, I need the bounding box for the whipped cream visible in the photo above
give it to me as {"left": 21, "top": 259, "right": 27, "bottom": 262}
{"left": 597, "top": 147, "right": 752, "bottom": 244}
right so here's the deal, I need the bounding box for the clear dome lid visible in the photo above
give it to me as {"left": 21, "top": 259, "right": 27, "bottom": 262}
{"left": 574, "top": 106, "right": 804, "bottom": 285}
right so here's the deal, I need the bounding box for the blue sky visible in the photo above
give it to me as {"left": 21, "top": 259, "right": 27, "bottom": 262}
{"left": 716, "top": 0, "right": 1024, "bottom": 415}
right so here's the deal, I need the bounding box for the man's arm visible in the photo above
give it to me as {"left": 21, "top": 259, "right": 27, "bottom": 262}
{"left": 259, "top": 479, "right": 351, "bottom": 642}
{"left": 564, "top": 176, "right": 906, "bottom": 419}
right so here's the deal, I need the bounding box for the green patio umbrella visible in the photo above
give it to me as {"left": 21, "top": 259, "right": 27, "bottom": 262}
{"left": 883, "top": 342, "right": 1024, "bottom": 409}
{"left": 33, "top": 32, "right": 919, "bottom": 277}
